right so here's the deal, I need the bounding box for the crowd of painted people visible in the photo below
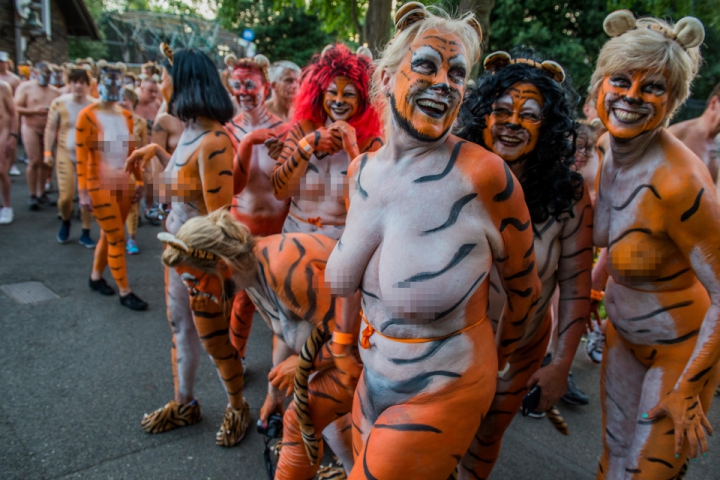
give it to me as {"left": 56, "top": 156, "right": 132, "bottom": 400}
{"left": 2, "top": 3, "right": 720, "bottom": 479}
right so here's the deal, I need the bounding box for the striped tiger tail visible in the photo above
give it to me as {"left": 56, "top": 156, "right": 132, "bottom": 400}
{"left": 546, "top": 406, "right": 569, "bottom": 435}
{"left": 293, "top": 326, "right": 331, "bottom": 465}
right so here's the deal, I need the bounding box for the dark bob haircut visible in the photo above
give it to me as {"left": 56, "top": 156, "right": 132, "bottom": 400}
{"left": 170, "top": 49, "right": 233, "bottom": 124}
{"left": 68, "top": 68, "right": 90, "bottom": 85}
{"left": 457, "top": 49, "right": 582, "bottom": 224}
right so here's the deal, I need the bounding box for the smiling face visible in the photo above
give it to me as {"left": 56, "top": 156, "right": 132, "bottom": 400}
{"left": 230, "top": 67, "right": 268, "bottom": 112}
{"left": 388, "top": 29, "right": 467, "bottom": 142}
{"left": 483, "top": 82, "right": 544, "bottom": 162}
{"left": 99, "top": 71, "right": 123, "bottom": 102}
{"left": 597, "top": 70, "right": 669, "bottom": 139}
{"left": 323, "top": 76, "right": 360, "bottom": 122}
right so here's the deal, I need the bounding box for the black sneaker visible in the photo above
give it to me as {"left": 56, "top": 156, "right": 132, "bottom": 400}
{"left": 120, "top": 292, "right": 148, "bottom": 311}
{"left": 561, "top": 372, "right": 589, "bottom": 406}
{"left": 89, "top": 277, "right": 115, "bottom": 296}
{"left": 57, "top": 220, "right": 71, "bottom": 244}
{"left": 28, "top": 195, "right": 40, "bottom": 211}
{"left": 39, "top": 194, "right": 57, "bottom": 207}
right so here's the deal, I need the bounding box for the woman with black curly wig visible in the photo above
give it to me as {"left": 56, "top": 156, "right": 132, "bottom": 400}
{"left": 456, "top": 51, "right": 593, "bottom": 480}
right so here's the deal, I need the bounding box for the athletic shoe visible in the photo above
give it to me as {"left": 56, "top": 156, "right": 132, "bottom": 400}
{"left": 216, "top": 399, "right": 251, "bottom": 447}
{"left": 44, "top": 181, "right": 54, "bottom": 193}
{"left": 57, "top": 220, "right": 71, "bottom": 243}
{"left": 144, "top": 205, "right": 161, "bottom": 226}
{"left": 561, "top": 372, "right": 589, "bottom": 406}
{"left": 585, "top": 328, "right": 605, "bottom": 365}
{"left": 89, "top": 277, "right": 115, "bottom": 296}
{"left": 527, "top": 410, "right": 546, "bottom": 419}
{"left": 126, "top": 239, "right": 140, "bottom": 255}
{"left": 78, "top": 230, "right": 96, "bottom": 249}
{"left": 8, "top": 165, "right": 20, "bottom": 176}
{"left": 141, "top": 399, "right": 201, "bottom": 433}
{"left": 120, "top": 292, "right": 148, "bottom": 310}
{"left": 38, "top": 193, "right": 56, "bottom": 206}
{"left": 28, "top": 195, "right": 40, "bottom": 211}
{"left": 0, "top": 207, "right": 13, "bottom": 225}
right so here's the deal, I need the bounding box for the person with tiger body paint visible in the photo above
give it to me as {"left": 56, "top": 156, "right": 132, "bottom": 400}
{"left": 125, "top": 47, "right": 249, "bottom": 447}
{"left": 158, "top": 208, "right": 357, "bottom": 478}
{"left": 325, "top": 4, "right": 541, "bottom": 478}
{"left": 75, "top": 61, "right": 148, "bottom": 311}
{"left": 455, "top": 50, "right": 593, "bottom": 479}
{"left": 223, "top": 54, "right": 291, "bottom": 363}
{"left": 590, "top": 11, "right": 720, "bottom": 478}
{"left": 272, "top": 43, "right": 383, "bottom": 241}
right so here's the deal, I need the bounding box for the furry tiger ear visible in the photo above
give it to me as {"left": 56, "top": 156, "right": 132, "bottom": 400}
{"left": 160, "top": 42, "right": 174, "bottom": 66}
{"left": 673, "top": 17, "right": 704, "bottom": 49}
{"left": 466, "top": 17, "right": 483, "bottom": 46}
{"left": 96, "top": 59, "right": 107, "bottom": 71}
{"left": 356, "top": 46, "right": 373, "bottom": 61}
{"left": 394, "top": 2, "right": 426, "bottom": 32}
{"left": 157, "top": 232, "right": 189, "bottom": 252}
{"left": 604, "top": 10, "right": 636, "bottom": 37}
{"left": 115, "top": 62, "right": 127, "bottom": 74}
{"left": 253, "top": 54, "right": 270, "bottom": 69}
{"left": 483, "top": 51, "right": 511, "bottom": 73}
{"left": 224, "top": 53, "right": 237, "bottom": 68}
{"left": 589, "top": 118, "right": 603, "bottom": 129}
{"left": 541, "top": 60, "right": 565, "bottom": 83}
{"left": 321, "top": 44, "right": 335, "bottom": 56}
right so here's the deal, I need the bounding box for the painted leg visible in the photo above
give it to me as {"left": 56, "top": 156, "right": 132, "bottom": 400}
{"left": 56, "top": 152, "right": 74, "bottom": 221}
{"left": 230, "top": 290, "right": 254, "bottom": 357}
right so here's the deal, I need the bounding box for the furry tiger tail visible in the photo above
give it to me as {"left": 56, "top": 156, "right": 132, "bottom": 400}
{"left": 293, "top": 326, "right": 331, "bottom": 465}
{"left": 546, "top": 406, "right": 570, "bottom": 435}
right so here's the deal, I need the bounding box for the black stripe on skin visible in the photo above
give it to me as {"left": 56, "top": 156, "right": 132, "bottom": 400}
{"left": 523, "top": 243, "right": 535, "bottom": 259}
{"left": 303, "top": 265, "right": 318, "bottom": 319}
{"left": 495, "top": 387, "right": 527, "bottom": 396}
{"left": 283, "top": 238, "right": 306, "bottom": 308}
{"left": 268, "top": 121, "right": 283, "bottom": 129}
{"left": 396, "top": 243, "right": 476, "bottom": 287}
{"left": 688, "top": 366, "right": 712, "bottom": 382}
{"left": 431, "top": 271, "right": 487, "bottom": 322}
{"left": 655, "top": 268, "right": 691, "bottom": 282}
{"left": 499, "top": 217, "right": 530, "bottom": 232}
{"left": 362, "top": 432, "right": 380, "bottom": 480}
{"left": 181, "top": 130, "right": 211, "bottom": 146}
{"left": 625, "top": 468, "right": 641, "bottom": 474}
{"left": 465, "top": 448, "right": 494, "bottom": 464}
{"left": 279, "top": 235, "right": 286, "bottom": 251}
{"left": 364, "top": 137, "right": 383, "bottom": 152}
{"left": 612, "top": 184, "right": 661, "bottom": 211}
{"left": 389, "top": 335, "right": 453, "bottom": 365}
{"left": 559, "top": 204, "right": 592, "bottom": 240}
{"left": 421, "top": 193, "right": 478, "bottom": 235}
{"left": 605, "top": 390, "right": 628, "bottom": 419}
{"left": 461, "top": 463, "right": 484, "bottom": 480}
{"left": 493, "top": 162, "right": 514, "bottom": 202}
{"left": 681, "top": 188, "right": 704, "bottom": 222}
{"left": 313, "top": 130, "right": 321, "bottom": 147}
{"left": 360, "top": 285, "right": 379, "bottom": 299}
{"left": 206, "top": 186, "right": 221, "bottom": 193}
{"left": 96, "top": 215, "right": 116, "bottom": 221}
{"left": 646, "top": 458, "right": 673, "bottom": 469}
{"left": 622, "top": 301, "right": 694, "bottom": 322}
{"left": 688, "top": 401, "right": 699, "bottom": 411}
{"left": 509, "top": 287, "right": 532, "bottom": 298}
{"left": 356, "top": 154, "right": 369, "bottom": 199}
{"left": 558, "top": 268, "right": 590, "bottom": 283}
{"left": 560, "top": 247, "right": 592, "bottom": 259}
{"left": 608, "top": 228, "right": 652, "bottom": 250}
{"left": 192, "top": 310, "right": 223, "bottom": 319}
{"left": 533, "top": 216, "right": 556, "bottom": 239}
{"left": 386, "top": 370, "right": 461, "bottom": 394}
{"left": 307, "top": 162, "right": 319, "bottom": 173}
{"left": 374, "top": 423, "right": 442, "bottom": 433}
{"left": 84, "top": 113, "right": 97, "bottom": 127}
{"left": 219, "top": 170, "right": 232, "bottom": 176}
{"left": 261, "top": 247, "right": 278, "bottom": 287}
{"left": 413, "top": 141, "right": 465, "bottom": 183}
{"left": 504, "top": 261, "right": 535, "bottom": 281}
{"left": 208, "top": 147, "right": 226, "bottom": 160}
{"left": 656, "top": 329, "right": 699, "bottom": 345}
{"left": 307, "top": 389, "right": 342, "bottom": 403}
{"left": 199, "top": 328, "right": 228, "bottom": 340}
{"left": 606, "top": 428, "right": 619, "bottom": 442}
{"left": 558, "top": 317, "right": 585, "bottom": 337}
{"left": 646, "top": 349, "right": 657, "bottom": 360}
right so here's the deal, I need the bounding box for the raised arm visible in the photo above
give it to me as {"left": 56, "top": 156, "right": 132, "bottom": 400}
{"left": 198, "top": 130, "right": 234, "bottom": 212}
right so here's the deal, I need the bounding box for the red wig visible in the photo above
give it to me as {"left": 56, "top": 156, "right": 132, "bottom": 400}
{"left": 292, "top": 44, "right": 382, "bottom": 147}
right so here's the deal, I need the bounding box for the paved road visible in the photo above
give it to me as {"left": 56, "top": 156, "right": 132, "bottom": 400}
{"left": 1, "top": 166, "right": 719, "bottom": 479}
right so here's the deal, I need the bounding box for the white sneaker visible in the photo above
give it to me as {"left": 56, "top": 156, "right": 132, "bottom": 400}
{"left": 8, "top": 165, "right": 20, "bottom": 176}
{"left": 0, "top": 207, "right": 13, "bottom": 224}
{"left": 585, "top": 328, "right": 605, "bottom": 364}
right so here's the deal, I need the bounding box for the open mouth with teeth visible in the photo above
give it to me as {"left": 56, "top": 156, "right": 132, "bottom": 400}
{"left": 330, "top": 105, "right": 351, "bottom": 117}
{"left": 612, "top": 108, "right": 646, "bottom": 124}
{"left": 416, "top": 98, "right": 449, "bottom": 119}
{"left": 498, "top": 135, "right": 523, "bottom": 146}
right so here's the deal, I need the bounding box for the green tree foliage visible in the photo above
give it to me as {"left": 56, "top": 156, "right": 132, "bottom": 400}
{"left": 218, "top": 0, "right": 334, "bottom": 66}
{"left": 68, "top": 0, "right": 108, "bottom": 61}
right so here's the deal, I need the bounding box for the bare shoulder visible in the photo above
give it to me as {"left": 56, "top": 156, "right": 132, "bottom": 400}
{"left": 200, "top": 123, "right": 233, "bottom": 151}
{"left": 347, "top": 146, "right": 380, "bottom": 179}
{"left": 667, "top": 118, "right": 693, "bottom": 140}
{"left": 658, "top": 130, "right": 714, "bottom": 198}
{"left": 454, "top": 136, "right": 508, "bottom": 189}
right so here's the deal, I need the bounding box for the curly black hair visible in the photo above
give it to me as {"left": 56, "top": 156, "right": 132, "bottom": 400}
{"left": 457, "top": 50, "right": 582, "bottom": 224}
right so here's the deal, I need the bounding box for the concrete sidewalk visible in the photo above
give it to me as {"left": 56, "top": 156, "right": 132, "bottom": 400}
{"left": 0, "top": 166, "right": 718, "bottom": 479}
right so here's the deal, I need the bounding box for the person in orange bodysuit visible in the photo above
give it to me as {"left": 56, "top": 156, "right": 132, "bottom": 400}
{"left": 455, "top": 51, "right": 593, "bottom": 479}
{"left": 325, "top": 4, "right": 541, "bottom": 478}
{"left": 125, "top": 47, "right": 248, "bottom": 447}
{"left": 159, "top": 208, "right": 356, "bottom": 479}
{"left": 76, "top": 62, "right": 148, "bottom": 311}
{"left": 592, "top": 11, "right": 720, "bottom": 478}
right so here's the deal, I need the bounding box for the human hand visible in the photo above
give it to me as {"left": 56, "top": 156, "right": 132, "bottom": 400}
{"left": 305, "top": 127, "right": 342, "bottom": 156}
{"left": 79, "top": 189, "right": 93, "bottom": 212}
{"left": 125, "top": 144, "right": 157, "bottom": 173}
{"left": 268, "top": 354, "right": 299, "bottom": 397}
{"left": 35, "top": 107, "right": 50, "bottom": 115}
{"left": 331, "top": 342, "right": 362, "bottom": 390}
{"left": 44, "top": 153, "right": 54, "bottom": 167}
{"left": 329, "top": 121, "right": 358, "bottom": 156}
{"left": 645, "top": 390, "right": 712, "bottom": 460}
{"left": 259, "top": 388, "right": 286, "bottom": 427}
{"left": 264, "top": 137, "right": 283, "bottom": 161}
{"left": 527, "top": 363, "right": 570, "bottom": 412}
{"left": 5, "top": 136, "right": 17, "bottom": 158}
{"left": 246, "top": 128, "right": 275, "bottom": 145}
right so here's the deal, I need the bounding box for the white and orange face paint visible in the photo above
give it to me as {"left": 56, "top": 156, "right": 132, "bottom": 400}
{"left": 597, "top": 70, "right": 669, "bottom": 139}
{"left": 175, "top": 264, "right": 228, "bottom": 306}
{"left": 323, "top": 76, "right": 359, "bottom": 121}
{"left": 230, "top": 68, "right": 269, "bottom": 112}
{"left": 390, "top": 29, "right": 468, "bottom": 141}
{"left": 483, "top": 82, "right": 544, "bottom": 162}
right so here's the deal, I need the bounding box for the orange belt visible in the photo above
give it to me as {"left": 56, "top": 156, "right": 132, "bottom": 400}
{"left": 360, "top": 310, "right": 486, "bottom": 349}
{"left": 288, "top": 211, "right": 345, "bottom": 229}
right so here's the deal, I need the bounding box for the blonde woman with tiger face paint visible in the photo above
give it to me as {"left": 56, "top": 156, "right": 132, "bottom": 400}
{"left": 325, "top": 5, "right": 541, "bottom": 478}
{"left": 590, "top": 12, "right": 720, "bottom": 478}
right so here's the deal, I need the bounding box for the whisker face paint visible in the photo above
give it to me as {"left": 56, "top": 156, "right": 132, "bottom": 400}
{"left": 231, "top": 68, "right": 268, "bottom": 113}
{"left": 323, "top": 76, "right": 359, "bottom": 122}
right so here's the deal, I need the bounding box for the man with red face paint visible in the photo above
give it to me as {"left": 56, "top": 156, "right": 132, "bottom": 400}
{"left": 590, "top": 12, "right": 720, "bottom": 479}
{"left": 455, "top": 50, "right": 592, "bottom": 479}
{"left": 272, "top": 44, "right": 383, "bottom": 241}
{"left": 326, "top": 4, "right": 541, "bottom": 478}
{"left": 223, "top": 54, "right": 290, "bottom": 369}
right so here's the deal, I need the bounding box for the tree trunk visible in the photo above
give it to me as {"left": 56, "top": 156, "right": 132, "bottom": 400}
{"left": 364, "top": 0, "right": 393, "bottom": 55}
{"left": 458, "top": 0, "right": 496, "bottom": 76}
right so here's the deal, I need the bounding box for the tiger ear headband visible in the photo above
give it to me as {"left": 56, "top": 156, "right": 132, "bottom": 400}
{"left": 160, "top": 42, "right": 174, "bottom": 66}
{"left": 484, "top": 51, "right": 566, "bottom": 84}
{"left": 157, "top": 232, "right": 217, "bottom": 261}
{"left": 393, "top": 2, "right": 483, "bottom": 62}
{"left": 603, "top": 10, "right": 704, "bottom": 50}
{"left": 97, "top": 60, "right": 127, "bottom": 75}
{"left": 225, "top": 53, "right": 271, "bottom": 83}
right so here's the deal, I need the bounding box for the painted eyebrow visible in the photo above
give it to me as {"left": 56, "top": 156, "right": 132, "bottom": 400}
{"left": 411, "top": 45, "right": 444, "bottom": 64}
{"left": 423, "top": 35, "right": 447, "bottom": 44}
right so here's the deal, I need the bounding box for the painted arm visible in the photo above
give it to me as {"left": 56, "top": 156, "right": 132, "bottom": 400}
{"left": 198, "top": 130, "right": 234, "bottom": 213}
{"left": 43, "top": 99, "right": 60, "bottom": 165}
{"left": 233, "top": 126, "right": 283, "bottom": 195}
{"left": 75, "top": 109, "right": 93, "bottom": 211}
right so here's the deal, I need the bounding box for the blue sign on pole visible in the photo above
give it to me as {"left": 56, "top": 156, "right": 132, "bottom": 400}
{"left": 242, "top": 28, "right": 255, "bottom": 42}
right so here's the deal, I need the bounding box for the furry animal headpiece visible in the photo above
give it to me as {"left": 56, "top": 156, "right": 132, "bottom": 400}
{"left": 225, "top": 53, "right": 271, "bottom": 83}
{"left": 603, "top": 10, "right": 704, "bottom": 50}
{"left": 292, "top": 43, "right": 382, "bottom": 147}
{"left": 157, "top": 232, "right": 217, "bottom": 261}
{"left": 484, "top": 51, "right": 565, "bottom": 83}
{"left": 97, "top": 60, "right": 127, "bottom": 75}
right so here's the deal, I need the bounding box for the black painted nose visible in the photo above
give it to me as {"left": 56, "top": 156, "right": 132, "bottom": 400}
{"left": 431, "top": 83, "right": 450, "bottom": 93}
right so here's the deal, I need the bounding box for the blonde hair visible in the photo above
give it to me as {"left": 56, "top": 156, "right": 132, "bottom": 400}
{"left": 591, "top": 13, "right": 703, "bottom": 122}
{"left": 161, "top": 208, "right": 257, "bottom": 280}
{"left": 372, "top": 4, "right": 482, "bottom": 131}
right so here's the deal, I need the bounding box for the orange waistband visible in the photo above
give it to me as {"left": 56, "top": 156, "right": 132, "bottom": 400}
{"left": 360, "top": 310, "right": 486, "bottom": 349}
{"left": 288, "top": 211, "right": 345, "bottom": 228}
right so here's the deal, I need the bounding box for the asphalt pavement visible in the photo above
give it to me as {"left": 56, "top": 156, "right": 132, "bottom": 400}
{"left": 1, "top": 164, "right": 719, "bottom": 479}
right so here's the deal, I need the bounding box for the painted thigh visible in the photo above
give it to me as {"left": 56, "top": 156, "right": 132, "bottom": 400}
{"left": 90, "top": 190, "right": 131, "bottom": 290}
{"left": 460, "top": 315, "right": 551, "bottom": 480}
{"left": 275, "top": 367, "right": 355, "bottom": 480}
{"left": 166, "top": 265, "right": 201, "bottom": 404}
{"left": 230, "top": 291, "right": 254, "bottom": 358}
